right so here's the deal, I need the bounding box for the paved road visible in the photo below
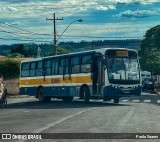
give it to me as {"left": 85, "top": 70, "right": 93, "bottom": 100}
{"left": 0, "top": 92, "right": 160, "bottom": 142}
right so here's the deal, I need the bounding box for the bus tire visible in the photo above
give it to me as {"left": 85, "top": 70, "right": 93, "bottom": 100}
{"left": 114, "top": 97, "right": 119, "bottom": 104}
{"left": 62, "top": 97, "right": 73, "bottom": 102}
{"left": 37, "top": 88, "right": 51, "bottom": 102}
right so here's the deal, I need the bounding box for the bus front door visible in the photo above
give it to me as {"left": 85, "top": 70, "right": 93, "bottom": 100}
{"left": 92, "top": 54, "right": 102, "bottom": 96}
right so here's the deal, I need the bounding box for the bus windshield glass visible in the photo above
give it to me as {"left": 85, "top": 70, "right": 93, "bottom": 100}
{"left": 107, "top": 57, "right": 140, "bottom": 84}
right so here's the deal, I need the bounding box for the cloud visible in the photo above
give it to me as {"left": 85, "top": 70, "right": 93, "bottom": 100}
{"left": 115, "top": 0, "right": 160, "bottom": 4}
{"left": 0, "top": 0, "right": 160, "bottom": 45}
{"left": 0, "top": 0, "right": 159, "bottom": 19}
{"left": 118, "top": 10, "right": 159, "bottom": 18}
{"left": 96, "top": 5, "right": 116, "bottom": 11}
{"left": 7, "top": 6, "right": 18, "bottom": 11}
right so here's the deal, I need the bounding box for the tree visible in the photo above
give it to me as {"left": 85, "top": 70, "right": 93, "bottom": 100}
{"left": 8, "top": 53, "right": 25, "bottom": 58}
{"left": 139, "top": 25, "right": 160, "bottom": 75}
{"left": 11, "top": 44, "right": 35, "bottom": 57}
{"left": 0, "top": 59, "right": 20, "bottom": 79}
{"left": 44, "top": 47, "right": 69, "bottom": 56}
{"left": 11, "top": 44, "right": 25, "bottom": 55}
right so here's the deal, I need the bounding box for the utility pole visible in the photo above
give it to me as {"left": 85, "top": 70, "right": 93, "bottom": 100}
{"left": 46, "top": 13, "right": 63, "bottom": 55}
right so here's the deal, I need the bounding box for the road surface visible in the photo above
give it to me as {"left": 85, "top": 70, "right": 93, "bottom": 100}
{"left": 0, "top": 91, "right": 160, "bottom": 142}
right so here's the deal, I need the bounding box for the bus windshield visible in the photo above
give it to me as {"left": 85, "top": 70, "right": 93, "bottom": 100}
{"left": 107, "top": 57, "right": 140, "bottom": 84}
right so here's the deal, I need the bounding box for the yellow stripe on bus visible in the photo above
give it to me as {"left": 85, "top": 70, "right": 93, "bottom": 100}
{"left": 19, "top": 76, "right": 92, "bottom": 85}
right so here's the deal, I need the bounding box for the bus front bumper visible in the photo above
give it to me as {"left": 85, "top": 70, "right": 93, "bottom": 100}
{"left": 103, "top": 85, "right": 142, "bottom": 98}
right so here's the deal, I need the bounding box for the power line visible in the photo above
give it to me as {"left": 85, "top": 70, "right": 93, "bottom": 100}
{"left": 0, "top": 27, "right": 142, "bottom": 39}
{"left": 0, "top": 22, "right": 143, "bottom": 39}
{"left": 0, "top": 22, "right": 41, "bottom": 35}
{"left": 0, "top": 37, "right": 51, "bottom": 42}
{"left": 0, "top": 21, "right": 143, "bottom": 45}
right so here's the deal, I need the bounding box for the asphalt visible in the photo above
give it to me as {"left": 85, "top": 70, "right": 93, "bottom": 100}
{"left": 6, "top": 88, "right": 160, "bottom": 99}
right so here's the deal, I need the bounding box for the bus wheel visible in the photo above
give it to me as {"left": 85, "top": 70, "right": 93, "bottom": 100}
{"left": 62, "top": 97, "right": 73, "bottom": 102}
{"left": 37, "top": 88, "right": 51, "bottom": 102}
{"left": 114, "top": 97, "right": 119, "bottom": 104}
{"left": 83, "top": 86, "right": 90, "bottom": 104}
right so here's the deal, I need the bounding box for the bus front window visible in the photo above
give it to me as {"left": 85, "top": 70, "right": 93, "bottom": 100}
{"left": 107, "top": 57, "right": 140, "bottom": 84}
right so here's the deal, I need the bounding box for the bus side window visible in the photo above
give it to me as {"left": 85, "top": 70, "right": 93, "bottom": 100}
{"left": 81, "top": 55, "right": 91, "bottom": 73}
{"left": 71, "top": 56, "right": 80, "bottom": 73}
{"left": 65, "top": 58, "right": 69, "bottom": 74}
{"left": 30, "top": 62, "right": 36, "bottom": 77}
{"left": 52, "top": 59, "right": 59, "bottom": 75}
{"left": 59, "top": 59, "right": 64, "bottom": 75}
{"left": 44, "top": 60, "right": 51, "bottom": 75}
{"left": 21, "top": 62, "right": 30, "bottom": 77}
{"left": 36, "top": 61, "right": 43, "bottom": 76}
{"left": 62, "top": 58, "right": 69, "bottom": 74}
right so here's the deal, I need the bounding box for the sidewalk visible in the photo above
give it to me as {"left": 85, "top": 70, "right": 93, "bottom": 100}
{"left": 7, "top": 94, "right": 31, "bottom": 98}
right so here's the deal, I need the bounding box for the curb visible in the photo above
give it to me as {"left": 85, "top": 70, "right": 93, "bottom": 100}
{"left": 7, "top": 95, "right": 31, "bottom": 98}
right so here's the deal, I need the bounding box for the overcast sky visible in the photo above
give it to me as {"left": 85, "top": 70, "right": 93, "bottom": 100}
{"left": 0, "top": 0, "right": 160, "bottom": 45}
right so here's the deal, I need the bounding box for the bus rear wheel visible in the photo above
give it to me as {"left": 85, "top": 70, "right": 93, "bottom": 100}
{"left": 114, "top": 97, "right": 119, "bottom": 104}
{"left": 37, "top": 88, "right": 51, "bottom": 102}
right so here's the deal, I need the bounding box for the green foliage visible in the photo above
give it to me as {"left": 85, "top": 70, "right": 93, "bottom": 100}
{"left": 0, "top": 59, "right": 20, "bottom": 79}
{"left": 139, "top": 25, "right": 160, "bottom": 75}
{"left": 0, "top": 40, "right": 141, "bottom": 57}
{"left": 11, "top": 44, "right": 35, "bottom": 57}
{"left": 8, "top": 53, "right": 25, "bottom": 58}
{"left": 44, "top": 47, "right": 69, "bottom": 56}
{"left": 57, "top": 47, "right": 69, "bottom": 55}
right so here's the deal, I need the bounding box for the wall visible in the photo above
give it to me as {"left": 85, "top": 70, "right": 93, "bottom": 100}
{"left": 5, "top": 78, "right": 19, "bottom": 95}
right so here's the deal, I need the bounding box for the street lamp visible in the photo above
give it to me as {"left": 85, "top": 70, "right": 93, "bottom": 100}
{"left": 56, "top": 19, "right": 83, "bottom": 47}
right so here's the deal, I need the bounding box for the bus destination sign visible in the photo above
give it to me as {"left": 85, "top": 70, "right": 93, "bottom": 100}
{"left": 116, "top": 51, "right": 128, "bottom": 57}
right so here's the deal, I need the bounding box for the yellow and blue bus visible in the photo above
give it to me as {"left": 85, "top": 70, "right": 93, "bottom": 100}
{"left": 19, "top": 48, "right": 142, "bottom": 103}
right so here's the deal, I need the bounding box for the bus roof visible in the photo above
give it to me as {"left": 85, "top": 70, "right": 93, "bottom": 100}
{"left": 21, "top": 47, "right": 138, "bottom": 63}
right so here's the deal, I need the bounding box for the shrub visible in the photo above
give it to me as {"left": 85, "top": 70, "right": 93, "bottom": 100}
{"left": 0, "top": 59, "right": 20, "bottom": 79}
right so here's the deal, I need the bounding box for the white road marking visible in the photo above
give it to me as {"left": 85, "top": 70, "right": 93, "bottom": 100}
{"left": 144, "top": 100, "right": 151, "bottom": 103}
{"left": 122, "top": 100, "right": 129, "bottom": 102}
{"left": 132, "top": 100, "right": 140, "bottom": 102}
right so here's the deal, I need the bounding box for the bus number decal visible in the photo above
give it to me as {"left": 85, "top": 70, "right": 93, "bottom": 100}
{"left": 51, "top": 78, "right": 61, "bottom": 83}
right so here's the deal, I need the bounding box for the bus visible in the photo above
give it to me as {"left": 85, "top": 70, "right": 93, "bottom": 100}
{"left": 19, "top": 48, "right": 142, "bottom": 104}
